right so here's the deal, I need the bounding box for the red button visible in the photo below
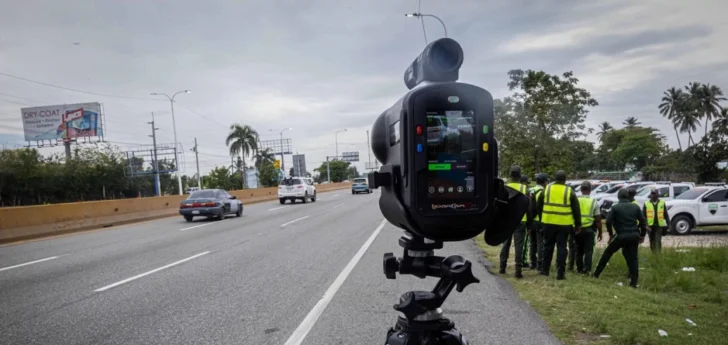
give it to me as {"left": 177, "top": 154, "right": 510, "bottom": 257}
{"left": 416, "top": 125, "right": 423, "bottom": 135}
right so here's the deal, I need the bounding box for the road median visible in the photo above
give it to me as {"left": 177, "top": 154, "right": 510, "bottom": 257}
{"left": 0, "top": 183, "right": 351, "bottom": 244}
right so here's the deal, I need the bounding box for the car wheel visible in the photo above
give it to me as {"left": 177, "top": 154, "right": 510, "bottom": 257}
{"left": 311, "top": 192, "right": 316, "bottom": 202}
{"left": 184, "top": 215, "right": 193, "bottom": 222}
{"left": 302, "top": 192, "right": 308, "bottom": 203}
{"left": 279, "top": 198, "right": 286, "bottom": 204}
{"left": 671, "top": 215, "right": 693, "bottom": 235}
{"left": 352, "top": 190, "right": 355, "bottom": 195}
{"left": 236, "top": 207, "right": 242, "bottom": 217}
{"left": 216, "top": 209, "right": 225, "bottom": 221}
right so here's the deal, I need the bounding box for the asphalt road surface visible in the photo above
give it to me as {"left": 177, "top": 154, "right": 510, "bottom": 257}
{"left": 0, "top": 189, "right": 559, "bottom": 345}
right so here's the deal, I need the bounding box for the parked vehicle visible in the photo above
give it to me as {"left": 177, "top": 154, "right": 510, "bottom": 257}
{"left": 599, "top": 182, "right": 693, "bottom": 217}
{"left": 351, "top": 178, "right": 371, "bottom": 194}
{"left": 179, "top": 189, "right": 243, "bottom": 222}
{"left": 665, "top": 186, "right": 728, "bottom": 234}
{"left": 278, "top": 177, "right": 317, "bottom": 204}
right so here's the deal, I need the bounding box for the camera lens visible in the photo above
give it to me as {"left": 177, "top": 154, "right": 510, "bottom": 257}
{"left": 429, "top": 39, "right": 463, "bottom": 72}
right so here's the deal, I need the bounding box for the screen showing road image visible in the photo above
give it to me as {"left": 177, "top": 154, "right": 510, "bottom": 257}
{"left": 426, "top": 110, "right": 476, "bottom": 199}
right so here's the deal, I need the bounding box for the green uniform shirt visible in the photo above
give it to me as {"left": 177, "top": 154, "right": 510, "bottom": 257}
{"left": 606, "top": 199, "right": 647, "bottom": 237}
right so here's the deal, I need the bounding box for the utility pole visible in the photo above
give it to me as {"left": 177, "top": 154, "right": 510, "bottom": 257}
{"left": 326, "top": 157, "right": 331, "bottom": 183}
{"left": 366, "top": 130, "right": 372, "bottom": 171}
{"left": 191, "top": 138, "right": 201, "bottom": 188}
{"left": 148, "top": 112, "right": 161, "bottom": 196}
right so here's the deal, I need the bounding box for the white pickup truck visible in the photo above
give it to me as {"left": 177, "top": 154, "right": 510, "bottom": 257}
{"left": 665, "top": 186, "right": 728, "bottom": 235}
{"left": 598, "top": 183, "right": 693, "bottom": 217}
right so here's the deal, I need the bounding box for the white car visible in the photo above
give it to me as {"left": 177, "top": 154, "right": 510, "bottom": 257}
{"left": 278, "top": 177, "right": 317, "bottom": 204}
{"left": 599, "top": 183, "right": 693, "bottom": 216}
{"left": 666, "top": 186, "right": 728, "bottom": 234}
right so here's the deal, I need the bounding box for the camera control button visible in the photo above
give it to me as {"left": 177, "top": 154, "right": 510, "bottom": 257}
{"left": 428, "top": 186, "right": 435, "bottom": 193}
{"left": 438, "top": 186, "right": 445, "bottom": 193}
{"left": 417, "top": 144, "right": 423, "bottom": 153}
{"left": 482, "top": 142, "right": 489, "bottom": 152}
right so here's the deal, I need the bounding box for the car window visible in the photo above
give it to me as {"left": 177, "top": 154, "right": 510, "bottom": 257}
{"left": 635, "top": 185, "right": 654, "bottom": 196}
{"left": 189, "top": 190, "right": 216, "bottom": 199}
{"left": 658, "top": 187, "right": 669, "bottom": 198}
{"left": 673, "top": 186, "right": 690, "bottom": 197}
{"left": 674, "top": 188, "right": 709, "bottom": 200}
{"left": 354, "top": 178, "right": 367, "bottom": 183}
{"left": 703, "top": 189, "right": 728, "bottom": 202}
{"left": 280, "top": 178, "right": 302, "bottom": 186}
{"left": 606, "top": 185, "right": 623, "bottom": 193}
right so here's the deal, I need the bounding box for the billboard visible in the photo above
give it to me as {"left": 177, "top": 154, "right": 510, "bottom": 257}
{"left": 259, "top": 138, "right": 293, "bottom": 155}
{"left": 292, "top": 154, "right": 307, "bottom": 177}
{"left": 341, "top": 151, "right": 359, "bottom": 162}
{"left": 20, "top": 102, "right": 104, "bottom": 142}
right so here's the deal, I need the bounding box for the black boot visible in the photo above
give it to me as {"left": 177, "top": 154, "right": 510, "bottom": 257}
{"left": 515, "top": 269, "right": 523, "bottom": 279}
{"left": 499, "top": 266, "right": 506, "bottom": 274}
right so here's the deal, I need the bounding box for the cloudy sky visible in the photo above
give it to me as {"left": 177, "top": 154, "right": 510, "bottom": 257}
{"left": 1, "top": 0, "right": 727, "bottom": 176}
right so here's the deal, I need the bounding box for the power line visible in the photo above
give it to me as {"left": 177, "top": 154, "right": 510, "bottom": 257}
{"left": 173, "top": 102, "right": 229, "bottom": 129}
{"left": 0, "top": 72, "right": 162, "bottom": 101}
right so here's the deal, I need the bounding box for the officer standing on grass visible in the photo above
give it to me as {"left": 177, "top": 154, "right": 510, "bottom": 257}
{"left": 499, "top": 166, "right": 532, "bottom": 279}
{"left": 528, "top": 173, "right": 548, "bottom": 271}
{"left": 537, "top": 170, "right": 581, "bottom": 280}
{"left": 574, "top": 181, "right": 603, "bottom": 274}
{"left": 520, "top": 174, "right": 531, "bottom": 268}
{"left": 643, "top": 189, "right": 669, "bottom": 253}
{"left": 593, "top": 188, "right": 647, "bottom": 288}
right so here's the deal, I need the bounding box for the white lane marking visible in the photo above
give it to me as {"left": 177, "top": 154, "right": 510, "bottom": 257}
{"left": 333, "top": 203, "right": 345, "bottom": 208}
{"left": 94, "top": 251, "right": 210, "bottom": 292}
{"left": 283, "top": 219, "right": 387, "bottom": 345}
{"left": 280, "top": 215, "right": 310, "bottom": 227}
{"left": 268, "top": 205, "right": 289, "bottom": 211}
{"left": 0, "top": 256, "right": 60, "bottom": 272}
{"left": 180, "top": 220, "right": 225, "bottom": 231}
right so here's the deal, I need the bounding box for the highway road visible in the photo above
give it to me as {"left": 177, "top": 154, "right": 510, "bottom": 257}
{"left": 0, "top": 189, "right": 559, "bottom": 345}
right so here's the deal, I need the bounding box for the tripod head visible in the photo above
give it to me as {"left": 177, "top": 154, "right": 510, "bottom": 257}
{"left": 382, "top": 234, "right": 479, "bottom": 323}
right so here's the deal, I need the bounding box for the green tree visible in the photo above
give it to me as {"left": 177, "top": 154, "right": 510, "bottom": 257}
{"left": 659, "top": 87, "right": 685, "bottom": 150}
{"left": 623, "top": 117, "right": 641, "bottom": 128}
{"left": 496, "top": 69, "right": 598, "bottom": 174}
{"left": 314, "top": 159, "right": 350, "bottom": 182}
{"left": 346, "top": 165, "right": 359, "bottom": 180}
{"left": 226, "top": 124, "right": 259, "bottom": 189}
{"left": 607, "top": 127, "right": 665, "bottom": 171}
{"left": 712, "top": 108, "right": 728, "bottom": 138}
{"left": 686, "top": 129, "right": 728, "bottom": 183}
{"left": 596, "top": 121, "right": 613, "bottom": 142}
{"left": 257, "top": 160, "right": 279, "bottom": 187}
{"left": 253, "top": 148, "right": 275, "bottom": 171}
{"left": 697, "top": 83, "right": 726, "bottom": 136}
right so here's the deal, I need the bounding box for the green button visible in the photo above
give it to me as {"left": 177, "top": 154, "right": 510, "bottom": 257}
{"left": 428, "top": 163, "right": 451, "bottom": 171}
{"left": 482, "top": 125, "right": 489, "bottom": 134}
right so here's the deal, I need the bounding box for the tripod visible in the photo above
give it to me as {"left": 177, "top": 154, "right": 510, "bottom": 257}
{"left": 382, "top": 235, "right": 480, "bottom": 345}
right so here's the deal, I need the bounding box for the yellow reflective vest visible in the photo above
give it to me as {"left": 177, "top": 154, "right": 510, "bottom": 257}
{"left": 507, "top": 182, "right": 528, "bottom": 222}
{"left": 645, "top": 200, "right": 667, "bottom": 227}
{"left": 531, "top": 185, "right": 544, "bottom": 222}
{"left": 542, "top": 184, "right": 575, "bottom": 226}
{"left": 578, "top": 196, "right": 597, "bottom": 227}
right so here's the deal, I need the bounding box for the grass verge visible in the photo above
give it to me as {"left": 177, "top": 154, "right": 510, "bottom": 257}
{"left": 474, "top": 236, "right": 728, "bottom": 345}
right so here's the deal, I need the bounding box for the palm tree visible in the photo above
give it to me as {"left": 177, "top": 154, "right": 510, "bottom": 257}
{"left": 226, "top": 124, "right": 259, "bottom": 188}
{"left": 697, "top": 84, "right": 726, "bottom": 136}
{"left": 713, "top": 108, "right": 728, "bottom": 137}
{"left": 623, "top": 117, "right": 641, "bottom": 128}
{"left": 254, "top": 148, "right": 275, "bottom": 169}
{"left": 658, "top": 87, "right": 684, "bottom": 150}
{"left": 678, "top": 106, "right": 701, "bottom": 146}
{"left": 596, "top": 121, "right": 613, "bottom": 141}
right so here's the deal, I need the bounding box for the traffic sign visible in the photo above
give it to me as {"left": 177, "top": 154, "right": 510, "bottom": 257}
{"left": 274, "top": 159, "right": 281, "bottom": 169}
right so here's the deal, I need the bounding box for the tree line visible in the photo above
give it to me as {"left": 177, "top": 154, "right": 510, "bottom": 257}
{"left": 495, "top": 70, "right": 728, "bottom": 183}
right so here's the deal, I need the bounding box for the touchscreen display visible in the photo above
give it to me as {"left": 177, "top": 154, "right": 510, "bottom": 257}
{"left": 425, "top": 110, "right": 476, "bottom": 199}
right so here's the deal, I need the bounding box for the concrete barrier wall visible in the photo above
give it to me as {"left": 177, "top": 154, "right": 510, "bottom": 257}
{"left": 0, "top": 183, "right": 350, "bottom": 243}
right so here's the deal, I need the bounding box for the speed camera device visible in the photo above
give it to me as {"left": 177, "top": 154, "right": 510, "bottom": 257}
{"left": 368, "top": 38, "right": 527, "bottom": 244}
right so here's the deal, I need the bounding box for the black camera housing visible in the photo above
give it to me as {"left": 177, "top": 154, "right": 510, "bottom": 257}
{"left": 368, "top": 38, "right": 527, "bottom": 243}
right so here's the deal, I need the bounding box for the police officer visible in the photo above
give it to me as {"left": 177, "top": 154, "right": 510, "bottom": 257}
{"left": 520, "top": 174, "right": 531, "bottom": 267}
{"left": 499, "top": 166, "right": 532, "bottom": 279}
{"left": 575, "top": 181, "right": 602, "bottom": 274}
{"left": 537, "top": 170, "right": 581, "bottom": 280}
{"left": 643, "top": 189, "right": 669, "bottom": 253}
{"left": 593, "top": 188, "right": 647, "bottom": 288}
{"left": 628, "top": 188, "right": 638, "bottom": 204}
{"left": 528, "top": 173, "right": 548, "bottom": 271}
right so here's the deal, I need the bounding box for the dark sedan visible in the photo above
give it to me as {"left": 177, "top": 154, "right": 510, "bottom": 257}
{"left": 179, "top": 189, "right": 243, "bottom": 222}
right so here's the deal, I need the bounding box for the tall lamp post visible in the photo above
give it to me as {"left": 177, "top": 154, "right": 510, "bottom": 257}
{"left": 405, "top": 13, "right": 448, "bottom": 44}
{"left": 269, "top": 128, "right": 292, "bottom": 171}
{"left": 335, "top": 129, "right": 347, "bottom": 158}
{"left": 151, "top": 90, "right": 191, "bottom": 195}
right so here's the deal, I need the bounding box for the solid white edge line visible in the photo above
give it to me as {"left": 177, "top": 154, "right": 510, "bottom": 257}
{"left": 268, "top": 205, "right": 289, "bottom": 211}
{"left": 180, "top": 220, "right": 225, "bottom": 231}
{"left": 333, "top": 203, "right": 345, "bottom": 208}
{"left": 280, "top": 215, "right": 310, "bottom": 227}
{"left": 0, "top": 256, "right": 60, "bottom": 272}
{"left": 283, "top": 219, "right": 388, "bottom": 345}
{"left": 94, "top": 251, "right": 210, "bottom": 292}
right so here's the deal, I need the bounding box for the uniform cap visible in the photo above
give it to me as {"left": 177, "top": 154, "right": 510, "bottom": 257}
{"left": 535, "top": 173, "right": 548, "bottom": 183}
{"left": 510, "top": 166, "right": 522, "bottom": 178}
{"left": 580, "top": 181, "right": 592, "bottom": 189}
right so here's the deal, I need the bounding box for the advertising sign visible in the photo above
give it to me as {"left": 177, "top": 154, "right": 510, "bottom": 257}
{"left": 341, "top": 151, "right": 359, "bottom": 162}
{"left": 20, "top": 102, "right": 104, "bottom": 141}
{"left": 292, "top": 154, "right": 307, "bottom": 177}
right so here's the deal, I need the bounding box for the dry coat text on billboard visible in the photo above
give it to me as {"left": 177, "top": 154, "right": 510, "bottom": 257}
{"left": 20, "top": 102, "right": 104, "bottom": 141}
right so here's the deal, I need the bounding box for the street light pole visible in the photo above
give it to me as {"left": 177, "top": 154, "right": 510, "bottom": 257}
{"left": 269, "top": 128, "right": 292, "bottom": 172}
{"left": 151, "top": 90, "right": 191, "bottom": 195}
{"left": 335, "top": 129, "right": 347, "bottom": 158}
{"left": 405, "top": 13, "right": 448, "bottom": 41}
